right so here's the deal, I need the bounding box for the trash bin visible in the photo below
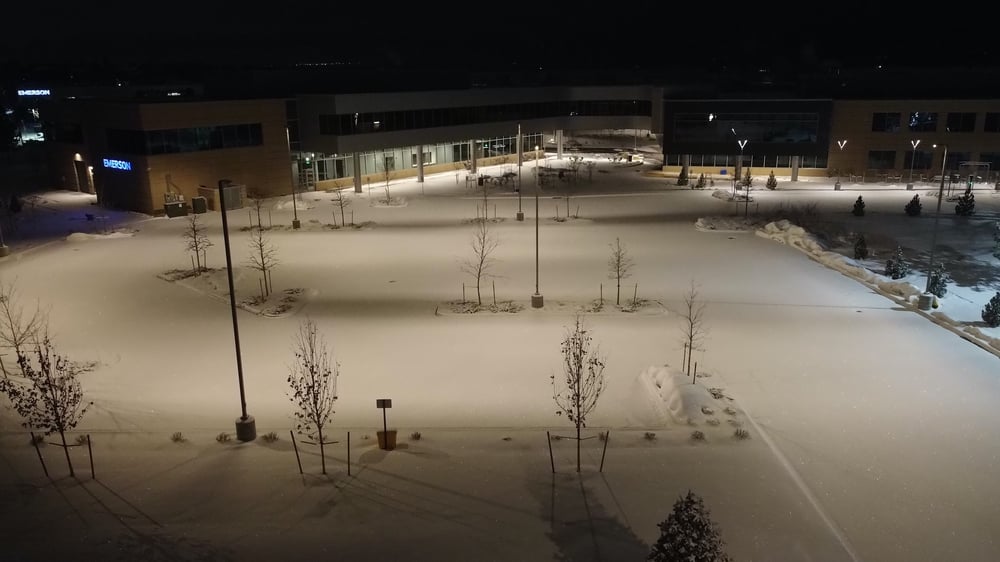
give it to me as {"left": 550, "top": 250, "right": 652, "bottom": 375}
{"left": 191, "top": 196, "right": 207, "bottom": 214}
{"left": 477, "top": 176, "right": 484, "bottom": 186}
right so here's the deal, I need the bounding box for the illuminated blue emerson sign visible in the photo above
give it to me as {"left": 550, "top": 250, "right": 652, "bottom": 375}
{"left": 17, "top": 89, "right": 51, "bottom": 96}
{"left": 103, "top": 158, "right": 132, "bottom": 171}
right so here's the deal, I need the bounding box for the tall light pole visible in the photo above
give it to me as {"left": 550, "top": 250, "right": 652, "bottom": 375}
{"left": 737, "top": 138, "right": 748, "bottom": 216}
{"left": 286, "top": 128, "right": 300, "bottom": 229}
{"left": 922, "top": 144, "right": 949, "bottom": 303}
{"left": 516, "top": 123, "right": 524, "bottom": 221}
{"left": 907, "top": 139, "right": 921, "bottom": 190}
{"left": 218, "top": 180, "right": 256, "bottom": 441}
{"left": 531, "top": 145, "right": 544, "bottom": 308}
{"left": 835, "top": 139, "right": 847, "bottom": 190}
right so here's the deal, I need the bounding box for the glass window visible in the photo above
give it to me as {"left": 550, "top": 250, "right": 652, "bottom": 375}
{"left": 984, "top": 113, "right": 1000, "bottom": 132}
{"left": 904, "top": 150, "right": 934, "bottom": 170}
{"left": 179, "top": 128, "right": 198, "bottom": 152}
{"left": 147, "top": 130, "right": 165, "bottom": 155}
{"left": 872, "top": 113, "right": 901, "bottom": 132}
{"left": 237, "top": 124, "right": 250, "bottom": 146}
{"left": 908, "top": 112, "right": 938, "bottom": 132}
{"left": 946, "top": 112, "right": 976, "bottom": 132}
{"left": 775, "top": 155, "right": 790, "bottom": 167}
{"left": 868, "top": 150, "right": 896, "bottom": 169}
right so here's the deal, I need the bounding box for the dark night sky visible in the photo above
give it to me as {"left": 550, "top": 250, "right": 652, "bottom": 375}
{"left": 2, "top": 3, "right": 996, "bottom": 77}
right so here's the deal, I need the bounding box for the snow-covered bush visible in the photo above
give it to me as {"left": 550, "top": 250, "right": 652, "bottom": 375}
{"left": 992, "top": 221, "right": 1000, "bottom": 260}
{"left": 676, "top": 167, "right": 688, "bottom": 186}
{"left": 649, "top": 490, "right": 732, "bottom": 562}
{"left": 766, "top": 170, "right": 777, "bottom": 190}
{"left": 691, "top": 430, "right": 706, "bottom": 441}
{"left": 695, "top": 173, "right": 706, "bottom": 189}
{"left": 854, "top": 234, "right": 869, "bottom": 259}
{"left": 905, "top": 194, "right": 922, "bottom": 216}
{"left": 955, "top": 191, "right": 975, "bottom": 216}
{"left": 927, "top": 263, "right": 950, "bottom": 298}
{"left": 884, "top": 245, "right": 909, "bottom": 279}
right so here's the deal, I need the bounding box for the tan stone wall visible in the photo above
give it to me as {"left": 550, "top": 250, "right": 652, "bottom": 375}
{"left": 138, "top": 99, "right": 292, "bottom": 213}
{"left": 313, "top": 154, "right": 542, "bottom": 191}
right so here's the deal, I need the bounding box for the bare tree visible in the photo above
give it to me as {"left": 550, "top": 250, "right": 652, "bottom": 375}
{"left": 0, "top": 335, "right": 93, "bottom": 476}
{"left": 382, "top": 156, "right": 392, "bottom": 204}
{"left": 551, "top": 315, "right": 606, "bottom": 472}
{"left": 246, "top": 191, "right": 268, "bottom": 230}
{"left": 287, "top": 319, "right": 339, "bottom": 475}
{"left": 0, "top": 279, "right": 45, "bottom": 375}
{"left": 678, "top": 280, "right": 708, "bottom": 378}
{"left": 332, "top": 189, "right": 352, "bottom": 226}
{"left": 247, "top": 226, "right": 279, "bottom": 299}
{"left": 607, "top": 237, "right": 635, "bottom": 306}
{"left": 460, "top": 219, "right": 499, "bottom": 305}
{"left": 182, "top": 214, "right": 213, "bottom": 273}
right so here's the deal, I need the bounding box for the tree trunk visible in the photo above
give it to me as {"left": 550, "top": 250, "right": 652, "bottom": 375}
{"left": 318, "top": 425, "right": 326, "bottom": 475}
{"left": 59, "top": 430, "right": 74, "bottom": 477}
{"left": 616, "top": 278, "right": 621, "bottom": 305}
{"left": 576, "top": 421, "right": 581, "bottom": 473}
{"left": 340, "top": 205, "right": 345, "bottom": 227}
{"left": 476, "top": 279, "right": 482, "bottom": 305}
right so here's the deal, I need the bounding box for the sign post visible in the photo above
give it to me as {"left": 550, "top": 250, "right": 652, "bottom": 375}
{"left": 376, "top": 399, "right": 394, "bottom": 450}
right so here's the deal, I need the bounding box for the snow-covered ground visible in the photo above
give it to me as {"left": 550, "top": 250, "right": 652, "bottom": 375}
{"left": 2, "top": 157, "right": 1000, "bottom": 561}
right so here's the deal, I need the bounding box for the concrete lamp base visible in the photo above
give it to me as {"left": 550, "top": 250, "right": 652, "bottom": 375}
{"left": 906, "top": 183, "right": 914, "bottom": 190}
{"left": 516, "top": 211, "right": 524, "bottom": 221}
{"left": 834, "top": 181, "right": 841, "bottom": 191}
{"left": 531, "top": 293, "right": 544, "bottom": 308}
{"left": 916, "top": 293, "right": 934, "bottom": 311}
{"left": 292, "top": 219, "right": 301, "bottom": 229}
{"left": 0, "top": 245, "right": 9, "bottom": 257}
{"left": 235, "top": 415, "right": 257, "bottom": 442}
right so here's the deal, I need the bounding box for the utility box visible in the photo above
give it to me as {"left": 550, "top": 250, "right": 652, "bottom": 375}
{"left": 164, "top": 201, "right": 188, "bottom": 218}
{"left": 191, "top": 196, "right": 208, "bottom": 214}
{"left": 197, "top": 182, "right": 246, "bottom": 211}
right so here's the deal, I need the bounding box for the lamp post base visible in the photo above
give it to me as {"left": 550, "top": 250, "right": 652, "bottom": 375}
{"left": 516, "top": 211, "right": 524, "bottom": 221}
{"left": 916, "top": 293, "right": 934, "bottom": 311}
{"left": 834, "top": 181, "right": 841, "bottom": 191}
{"left": 0, "top": 245, "right": 9, "bottom": 257}
{"left": 292, "top": 219, "right": 301, "bottom": 229}
{"left": 531, "top": 293, "right": 544, "bottom": 308}
{"left": 235, "top": 415, "right": 257, "bottom": 442}
{"left": 906, "top": 183, "right": 914, "bottom": 191}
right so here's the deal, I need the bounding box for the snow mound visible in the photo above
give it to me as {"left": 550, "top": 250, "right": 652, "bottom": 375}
{"left": 634, "top": 365, "right": 718, "bottom": 426}
{"left": 273, "top": 198, "right": 316, "bottom": 211}
{"left": 66, "top": 231, "right": 136, "bottom": 241}
{"left": 695, "top": 216, "right": 757, "bottom": 233}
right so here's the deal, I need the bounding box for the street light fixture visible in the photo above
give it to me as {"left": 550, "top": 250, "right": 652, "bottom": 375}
{"left": 218, "top": 180, "right": 256, "bottom": 441}
{"left": 835, "top": 140, "right": 847, "bottom": 190}
{"left": 907, "top": 139, "right": 921, "bottom": 190}
{"left": 922, "top": 144, "right": 949, "bottom": 306}
{"left": 531, "top": 145, "right": 544, "bottom": 308}
{"left": 737, "top": 138, "right": 749, "bottom": 217}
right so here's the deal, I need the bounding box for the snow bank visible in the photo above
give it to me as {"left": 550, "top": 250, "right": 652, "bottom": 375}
{"left": 634, "top": 365, "right": 717, "bottom": 426}
{"left": 66, "top": 231, "right": 136, "bottom": 241}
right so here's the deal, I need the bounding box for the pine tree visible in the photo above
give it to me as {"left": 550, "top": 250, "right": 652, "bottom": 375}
{"left": 927, "top": 263, "right": 950, "bottom": 298}
{"left": 904, "top": 194, "right": 922, "bottom": 217}
{"left": 955, "top": 191, "right": 975, "bottom": 216}
{"left": 983, "top": 293, "right": 1000, "bottom": 327}
{"left": 766, "top": 170, "right": 777, "bottom": 190}
{"left": 884, "top": 245, "right": 910, "bottom": 280}
{"left": 854, "top": 234, "right": 869, "bottom": 260}
{"left": 852, "top": 196, "right": 865, "bottom": 216}
{"left": 648, "top": 490, "right": 732, "bottom": 562}
{"left": 741, "top": 167, "right": 753, "bottom": 188}
{"left": 695, "top": 173, "right": 706, "bottom": 189}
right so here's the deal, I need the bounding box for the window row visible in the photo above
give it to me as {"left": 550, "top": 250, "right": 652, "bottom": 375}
{"left": 318, "top": 100, "right": 652, "bottom": 135}
{"left": 672, "top": 113, "right": 820, "bottom": 144}
{"left": 106, "top": 123, "right": 263, "bottom": 155}
{"left": 872, "top": 112, "right": 1000, "bottom": 133}
{"left": 664, "top": 154, "right": 828, "bottom": 168}
{"left": 865, "top": 150, "right": 992, "bottom": 170}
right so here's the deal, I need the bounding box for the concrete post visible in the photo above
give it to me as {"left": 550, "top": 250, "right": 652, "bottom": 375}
{"left": 352, "top": 152, "right": 362, "bottom": 193}
{"left": 682, "top": 154, "right": 691, "bottom": 181}
{"left": 517, "top": 125, "right": 523, "bottom": 168}
{"left": 416, "top": 145, "right": 424, "bottom": 183}
{"left": 556, "top": 129, "right": 564, "bottom": 160}
{"left": 470, "top": 140, "right": 477, "bottom": 174}
{"left": 791, "top": 155, "right": 800, "bottom": 182}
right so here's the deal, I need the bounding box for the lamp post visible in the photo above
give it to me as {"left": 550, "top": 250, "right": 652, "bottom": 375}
{"left": 218, "top": 180, "right": 256, "bottom": 441}
{"left": 737, "top": 138, "right": 748, "bottom": 215}
{"left": 531, "top": 145, "right": 544, "bottom": 308}
{"left": 922, "top": 144, "right": 949, "bottom": 306}
{"left": 907, "top": 139, "right": 921, "bottom": 190}
{"left": 835, "top": 139, "right": 847, "bottom": 190}
{"left": 516, "top": 123, "right": 524, "bottom": 221}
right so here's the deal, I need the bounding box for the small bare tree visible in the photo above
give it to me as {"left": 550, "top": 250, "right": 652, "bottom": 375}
{"left": 182, "top": 214, "right": 213, "bottom": 273}
{"left": 287, "top": 319, "right": 339, "bottom": 475}
{"left": 246, "top": 191, "right": 268, "bottom": 230}
{"left": 607, "top": 237, "right": 635, "bottom": 306}
{"left": 678, "top": 280, "right": 708, "bottom": 379}
{"left": 0, "top": 335, "right": 93, "bottom": 476}
{"left": 460, "top": 219, "right": 499, "bottom": 305}
{"left": 247, "top": 226, "right": 279, "bottom": 299}
{"left": 551, "top": 316, "right": 606, "bottom": 472}
{"left": 0, "top": 280, "right": 45, "bottom": 375}
{"left": 332, "top": 189, "right": 352, "bottom": 226}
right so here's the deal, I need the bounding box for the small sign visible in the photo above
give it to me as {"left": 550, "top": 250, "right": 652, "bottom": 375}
{"left": 719, "top": 169, "right": 727, "bottom": 175}
{"left": 103, "top": 158, "right": 132, "bottom": 171}
{"left": 376, "top": 399, "right": 392, "bottom": 409}
{"left": 17, "top": 89, "right": 51, "bottom": 96}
